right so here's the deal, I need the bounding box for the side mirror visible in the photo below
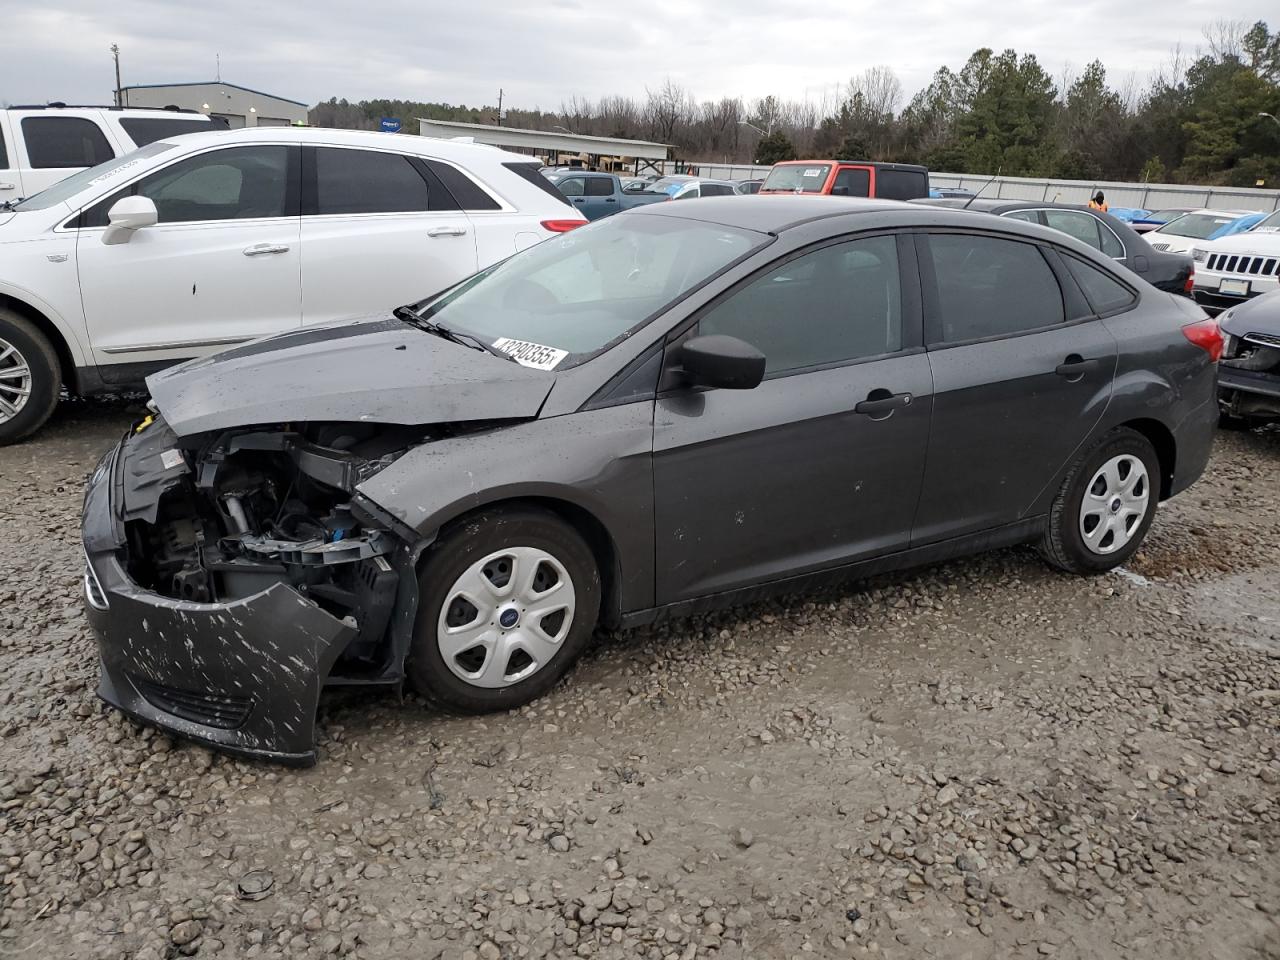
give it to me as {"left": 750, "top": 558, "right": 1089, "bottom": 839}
{"left": 831, "top": 185, "right": 850, "bottom": 196}
{"left": 102, "top": 196, "right": 158, "bottom": 245}
{"left": 680, "top": 334, "right": 765, "bottom": 390}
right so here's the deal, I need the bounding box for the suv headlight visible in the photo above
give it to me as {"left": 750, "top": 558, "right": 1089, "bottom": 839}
{"left": 1191, "top": 247, "right": 1207, "bottom": 263}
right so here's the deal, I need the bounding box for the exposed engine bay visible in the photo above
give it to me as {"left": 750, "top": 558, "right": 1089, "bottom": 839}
{"left": 1220, "top": 332, "right": 1280, "bottom": 420}
{"left": 123, "top": 421, "right": 432, "bottom": 674}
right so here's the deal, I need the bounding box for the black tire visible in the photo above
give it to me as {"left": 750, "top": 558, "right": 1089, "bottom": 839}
{"left": 1038, "top": 427, "right": 1161, "bottom": 575}
{"left": 0, "top": 308, "right": 61, "bottom": 445}
{"left": 408, "top": 506, "right": 601, "bottom": 713}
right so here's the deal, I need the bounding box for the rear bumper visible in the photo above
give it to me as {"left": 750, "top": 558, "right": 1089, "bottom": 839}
{"left": 1168, "top": 394, "right": 1218, "bottom": 498}
{"left": 82, "top": 435, "right": 357, "bottom": 764}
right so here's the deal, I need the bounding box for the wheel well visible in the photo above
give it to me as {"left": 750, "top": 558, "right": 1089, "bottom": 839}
{"left": 1120, "top": 418, "right": 1176, "bottom": 499}
{"left": 0, "top": 294, "right": 77, "bottom": 394}
{"left": 429, "top": 496, "right": 624, "bottom": 628}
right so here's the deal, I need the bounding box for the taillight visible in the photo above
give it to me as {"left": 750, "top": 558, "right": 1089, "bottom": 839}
{"left": 1182, "top": 318, "right": 1223, "bottom": 362}
{"left": 541, "top": 219, "right": 585, "bottom": 233}
{"left": 1183, "top": 267, "right": 1195, "bottom": 296}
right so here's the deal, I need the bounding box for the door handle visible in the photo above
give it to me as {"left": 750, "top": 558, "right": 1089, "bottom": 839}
{"left": 0, "top": 183, "right": 15, "bottom": 191}
{"left": 854, "top": 389, "right": 912, "bottom": 418}
{"left": 605, "top": 197, "right": 617, "bottom": 202}
{"left": 426, "top": 225, "right": 468, "bottom": 238}
{"left": 243, "top": 243, "right": 290, "bottom": 256}
{"left": 1054, "top": 355, "right": 1102, "bottom": 379}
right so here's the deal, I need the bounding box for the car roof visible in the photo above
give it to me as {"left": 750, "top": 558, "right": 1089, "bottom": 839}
{"left": 628, "top": 194, "right": 1037, "bottom": 235}
{"left": 144, "top": 126, "right": 538, "bottom": 166}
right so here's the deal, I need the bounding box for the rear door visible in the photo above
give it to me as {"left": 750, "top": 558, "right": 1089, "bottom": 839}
{"left": 13, "top": 112, "right": 119, "bottom": 197}
{"left": 579, "top": 176, "right": 618, "bottom": 219}
{"left": 299, "top": 145, "right": 478, "bottom": 326}
{"left": 912, "top": 230, "right": 1117, "bottom": 544}
{"left": 653, "top": 233, "right": 933, "bottom": 602}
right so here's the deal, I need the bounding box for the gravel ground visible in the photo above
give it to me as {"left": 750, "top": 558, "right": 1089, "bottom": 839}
{"left": 1, "top": 398, "right": 1278, "bottom": 960}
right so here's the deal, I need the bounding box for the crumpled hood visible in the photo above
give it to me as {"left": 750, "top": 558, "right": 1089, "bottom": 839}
{"left": 147, "top": 316, "right": 556, "bottom": 437}
{"left": 1218, "top": 287, "right": 1280, "bottom": 337}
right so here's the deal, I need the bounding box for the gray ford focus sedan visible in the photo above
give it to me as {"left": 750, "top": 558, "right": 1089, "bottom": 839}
{"left": 81, "top": 197, "right": 1221, "bottom": 763}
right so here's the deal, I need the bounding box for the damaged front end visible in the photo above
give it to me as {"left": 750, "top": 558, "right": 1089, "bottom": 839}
{"left": 1219, "top": 327, "right": 1280, "bottom": 423}
{"left": 83, "top": 416, "right": 435, "bottom": 763}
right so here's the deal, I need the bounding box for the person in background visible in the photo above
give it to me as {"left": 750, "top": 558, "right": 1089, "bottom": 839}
{"left": 1089, "top": 191, "right": 1109, "bottom": 212}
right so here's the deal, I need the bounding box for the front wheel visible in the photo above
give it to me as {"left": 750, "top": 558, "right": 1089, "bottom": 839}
{"left": 1039, "top": 428, "right": 1160, "bottom": 574}
{"left": 0, "top": 308, "right": 61, "bottom": 445}
{"left": 408, "top": 506, "right": 601, "bottom": 712}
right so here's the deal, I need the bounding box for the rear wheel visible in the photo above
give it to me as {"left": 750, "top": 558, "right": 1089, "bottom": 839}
{"left": 408, "top": 507, "right": 601, "bottom": 712}
{"left": 0, "top": 308, "right": 61, "bottom": 445}
{"left": 1039, "top": 428, "right": 1160, "bottom": 574}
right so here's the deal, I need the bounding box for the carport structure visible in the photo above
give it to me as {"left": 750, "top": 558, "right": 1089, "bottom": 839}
{"left": 417, "top": 119, "right": 670, "bottom": 175}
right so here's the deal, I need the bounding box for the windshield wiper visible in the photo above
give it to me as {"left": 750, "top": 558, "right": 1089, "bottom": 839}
{"left": 392, "top": 306, "right": 516, "bottom": 362}
{"left": 0, "top": 200, "right": 16, "bottom": 212}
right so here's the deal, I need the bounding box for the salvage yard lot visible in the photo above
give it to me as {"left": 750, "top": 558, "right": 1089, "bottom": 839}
{"left": 1, "top": 399, "right": 1278, "bottom": 960}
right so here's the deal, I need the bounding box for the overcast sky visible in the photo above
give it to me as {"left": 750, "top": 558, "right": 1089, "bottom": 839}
{"left": 3, "top": 0, "right": 1275, "bottom": 114}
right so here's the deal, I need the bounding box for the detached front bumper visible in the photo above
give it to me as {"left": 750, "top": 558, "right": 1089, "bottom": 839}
{"left": 82, "top": 436, "right": 358, "bottom": 765}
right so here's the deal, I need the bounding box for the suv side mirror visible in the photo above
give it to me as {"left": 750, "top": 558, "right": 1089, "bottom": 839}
{"left": 831, "top": 185, "right": 850, "bottom": 196}
{"left": 102, "top": 196, "right": 158, "bottom": 245}
{"left": 680, "top": 334, "right": 765, "bottom": 390}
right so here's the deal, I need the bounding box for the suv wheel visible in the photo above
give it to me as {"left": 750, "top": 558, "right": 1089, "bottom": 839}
{"left": 1039, "top": 427, "right": 1160, "bottom": 574}
{"left": 408, "top": 506, "right": 601, "bottom": 712}
{"left": 0, "top": 308, "right": 61, "bottom": 445}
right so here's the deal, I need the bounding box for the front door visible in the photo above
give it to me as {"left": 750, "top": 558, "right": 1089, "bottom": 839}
{"left": 76, "top": 144, "right": 302, "bottom": 376}
{"left": 653, "top": 234, "right": 933, "bottom": 603}
{"left": 300, "top": 146, "right": 478, "bottom": 324}
{"left": 912, "top": 231, "right": 1118, "bottom": 544}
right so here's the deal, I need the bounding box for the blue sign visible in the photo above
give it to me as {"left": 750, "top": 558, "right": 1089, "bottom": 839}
{"left": 380, "top": 117, "right": 402, "bottom": 133}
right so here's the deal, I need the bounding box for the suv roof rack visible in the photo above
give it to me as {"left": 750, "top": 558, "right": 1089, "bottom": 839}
{"left": 5, "top": 103, "right": 201, "bottom": 114}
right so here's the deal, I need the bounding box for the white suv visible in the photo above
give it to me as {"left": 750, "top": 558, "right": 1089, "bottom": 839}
{"left": 0, "top": 127, "right": 585, "bottom": 442}
{"left": 1, "top": 105, "right": 225, "bottom": 200}
{"left": 1190, "top": 208, "right": 1280, "bottom": 315}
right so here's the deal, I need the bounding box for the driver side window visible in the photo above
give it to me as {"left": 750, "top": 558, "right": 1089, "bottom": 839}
{"left": 697, "top": 236, "right": 903, "bottom": 376}
{"left": 79, "top": 146, "right": 292, "bottom": 227}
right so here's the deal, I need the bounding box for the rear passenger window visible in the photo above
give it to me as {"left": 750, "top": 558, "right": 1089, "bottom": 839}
{"left": 702, "top": 183, "right": 734, "bottom": 196}
{"left": 874, "top": 169, "right": 927, "bottom": 200}
{"left": 584, "top": 178, "right": 613, "bottom": 197}
{"left": 21, "top": 117, "right": 114, "bottom": 169}
{"left": 1065, "top": 256, "right": 1137, "bottom": 314}
{"left": 1098, "top": 223, "right": 1125, "bottom": 258}
{"left": 0, "top": 127, "right": 8, "bottom": 169}
{"left": 425, "top": 159, "right": 501, "bottom": 211}
{"left": 926, "top": 234, "right": 1064, "bottom": 342}
{"left": 1044, "top": 210, "right": 1102, "bottom": 251}
{"left": 315, "top": 148, "right": 431, "bottom": 214}
{"left": 119, "top": 117, "right": 216, "bottom": 147}
{"left": 698, "top": 236, "right": 902, "bottom": 375}
{"left": 1004, "top": 210, "right": 1041, "bottom": 225}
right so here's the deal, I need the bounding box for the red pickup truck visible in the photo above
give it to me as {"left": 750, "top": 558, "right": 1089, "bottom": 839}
{"left": 759, "top": 160, "right": 929, "bottom": 200}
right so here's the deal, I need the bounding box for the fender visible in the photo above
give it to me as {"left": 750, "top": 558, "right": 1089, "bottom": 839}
{"left": 0, "top": 277, "right": 91, "bottom": 369}
{"left": 356, "top": 401, "right": 657, "bottom": 612}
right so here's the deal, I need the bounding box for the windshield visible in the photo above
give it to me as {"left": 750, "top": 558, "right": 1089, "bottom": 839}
{"left": 1252, "top": 210, "right": 1280, "bottom": 233}
{"left": 13, "top": 141, "right": 177, "bottom": 212}
{"left": 761, "top": 164, "right": 832, "bottom": 193}
{"left": 646, "top": 176, "right": 692, "bottom": 196}
{"left": 411, "top": 214, "right": 767, "bottom": 368}
{"left": 1156, "top": 213, "right": 1237, "bottom": 239}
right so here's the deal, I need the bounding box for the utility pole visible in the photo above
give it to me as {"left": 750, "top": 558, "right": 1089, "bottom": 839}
{"left": 111, "top": 44, "right": 122, "bottom": 107}
{"left": 494, "top": 88, "right": 504, "bottom": 127}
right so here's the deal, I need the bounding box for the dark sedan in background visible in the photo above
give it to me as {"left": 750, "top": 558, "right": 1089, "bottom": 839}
{"left": 82, "top": 196, "right": 1221, "bottom": 763}
{"left": 919, "top": 198, "right": 1196, "bottom": 297}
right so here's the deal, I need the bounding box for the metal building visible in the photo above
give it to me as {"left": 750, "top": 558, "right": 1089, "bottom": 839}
{"left": 119, "top": 81, "right": 308, "bottom": 129}
{"left": 418, "top": 118, "right": 670, "bottom": 174}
